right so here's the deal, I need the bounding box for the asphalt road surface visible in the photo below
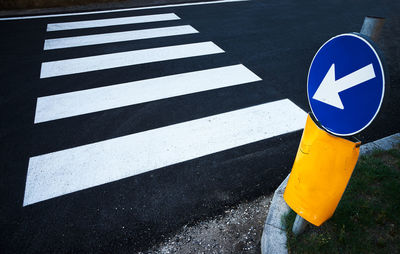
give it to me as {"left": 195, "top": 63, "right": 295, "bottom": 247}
{"left": 0, "top": 0, "right": 399, "bottom": 252}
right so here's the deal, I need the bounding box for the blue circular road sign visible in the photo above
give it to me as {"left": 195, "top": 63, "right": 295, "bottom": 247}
{"left": 307, "top": 33, "right": 385, "bottom": 136}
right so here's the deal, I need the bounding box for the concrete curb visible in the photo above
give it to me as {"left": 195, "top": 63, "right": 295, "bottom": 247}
{"left": 261, "top": 133, "right": 400, "bottom": 254}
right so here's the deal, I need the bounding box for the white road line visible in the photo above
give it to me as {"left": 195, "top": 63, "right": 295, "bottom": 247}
{"left": 44, "top": 25, "right": 199, "bottom": 50}
{"left": 0, "top": 0, "right": 248, "bottom": 21}
{"left": 47, "top": 13, "right": 180, "bottom": 31}
{"left": 40, "top": 41, "right": 224, "bottom": 78}
{"left": 24, "top": 99, "right": 307, "bottom": 206}
{"left": 35, "top": 64, "right": 261, "bottom": 123}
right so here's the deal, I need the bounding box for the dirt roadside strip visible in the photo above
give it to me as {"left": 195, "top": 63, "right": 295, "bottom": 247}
{"left": 0, "top": 0, "right": 218, "bottom": 18}
{"left": 261, "top": 132, "right": 400, "bottom": 254}
{"left": 147, "top": 194, "right": 272, "bottom": 253}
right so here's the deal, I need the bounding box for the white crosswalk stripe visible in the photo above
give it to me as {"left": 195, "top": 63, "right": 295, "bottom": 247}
{"left": 24, "top": 99, "right": 306, "bottom": 206}
{"left": 40, "top": 41, "right": 224, "bottom": 78}
{"left": 35, "top": 64, "right": 261, "bottom": 123}
{"left": 47, "top": 13, "right": 180, "bottom": 31}
{"left": 27, "top": 11, "right": 306, "bottom": 206}
{"left": 44, "top": 25, "right": 199, "bottom": 50}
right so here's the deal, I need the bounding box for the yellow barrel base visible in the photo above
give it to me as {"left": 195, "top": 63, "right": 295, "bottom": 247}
{"left": 284, "top": 114, "right": 360, "bottom": 226}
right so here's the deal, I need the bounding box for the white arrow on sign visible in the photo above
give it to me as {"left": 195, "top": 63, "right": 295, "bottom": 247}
{"left": 312, "top": 63, "right": 376, "bottom": 109}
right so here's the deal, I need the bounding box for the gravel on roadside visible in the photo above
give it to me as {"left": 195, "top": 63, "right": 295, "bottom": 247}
{"left": 145, "top": 195, "right": 272, "bottom": 254}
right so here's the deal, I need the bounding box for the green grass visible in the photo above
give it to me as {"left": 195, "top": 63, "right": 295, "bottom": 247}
{"left": 284, "top": 145, "right": 400, "bottom": 254}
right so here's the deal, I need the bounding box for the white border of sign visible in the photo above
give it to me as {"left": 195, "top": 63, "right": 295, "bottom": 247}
{"left": 307, "top": 33, "right": 385, "bottom": 136}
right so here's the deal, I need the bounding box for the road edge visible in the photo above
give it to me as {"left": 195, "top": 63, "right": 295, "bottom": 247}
{"left": 0, "top": 0, "right": 243, "bottom": 19}
{"left": 260, "top": 132, "right": 400, "bottom": 254}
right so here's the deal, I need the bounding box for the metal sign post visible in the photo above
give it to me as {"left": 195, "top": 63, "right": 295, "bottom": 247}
{"left": 287, "top": 16, "right": 386, "bottom": 235}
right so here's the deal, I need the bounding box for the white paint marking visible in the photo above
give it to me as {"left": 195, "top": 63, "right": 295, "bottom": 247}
{"left": 40, "top": 41, "right": 224, "bottom": 78}
{"left": 0, "top": 0, "right": 248, "bottom": 21}
{"left": 24, "top": 99, "right": 307, "bottom": 206}
{"left": 44, "top": 25, "right": 198, "bottom": 50}
{"left": 47, "top": 13, "right": 179, "bottom": 31}
{"left": 35, "top": 64, "right": 261, "bottom": 123}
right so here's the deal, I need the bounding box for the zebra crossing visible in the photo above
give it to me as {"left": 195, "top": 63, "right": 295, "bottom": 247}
{"left": 35, "top": 65, "right": 260, "bottom": 123}
{"left": 43, "top": 25, "right": 198, "bottom": 50}
{"left": 46, "top": 13, "right": 180, "bottom": 31}
{"left": 40, "top": 42, "right": 224, "bottom": 78}
{"left": 25, "top": 10, "right": 307, "bottom": 206}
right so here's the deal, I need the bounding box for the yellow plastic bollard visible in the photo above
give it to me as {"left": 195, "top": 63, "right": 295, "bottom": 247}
{"left": 284, "top": 114, "right": 361, "bottom": 226}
